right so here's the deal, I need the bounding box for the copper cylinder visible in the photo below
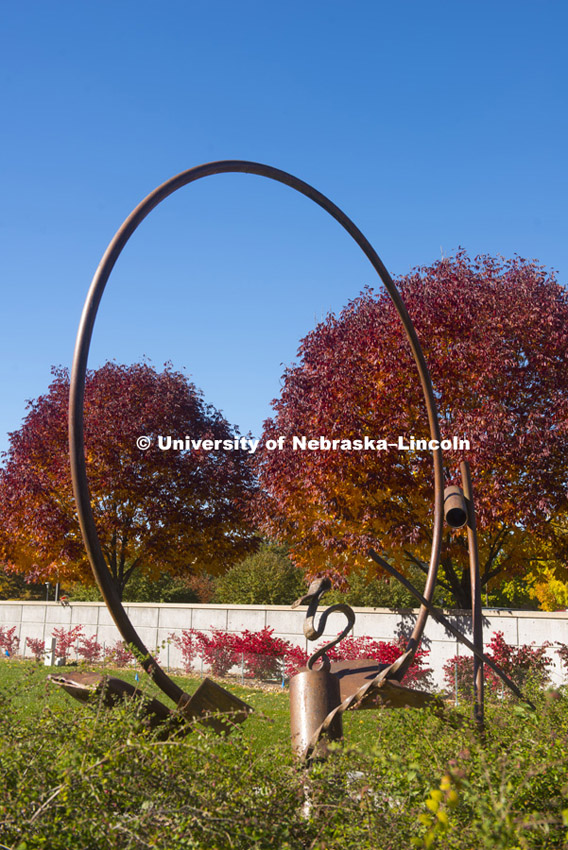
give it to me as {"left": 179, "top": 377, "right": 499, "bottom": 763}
{"left": 289, "top": 668, "right": 342, "bottom": 757}
{"left": 444, "top": 485, "right": 468, "bottom": 528}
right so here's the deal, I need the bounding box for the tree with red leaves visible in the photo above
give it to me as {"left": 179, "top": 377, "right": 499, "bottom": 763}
{"left": 255, "top": 252, "right": 568, "bottom": 608}
{"left": 0, "top": 362, "right": 257, "bottom": 598}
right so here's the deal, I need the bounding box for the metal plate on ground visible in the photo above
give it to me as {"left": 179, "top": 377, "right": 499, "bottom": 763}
{"left": 179, "top": 678, "right": 253, "bottom": 734}
{"left": 48, "top": 672, "right": 172, "bottom": 726}
{"left": 328, "top": 659, "right": 438, "bottom": 710}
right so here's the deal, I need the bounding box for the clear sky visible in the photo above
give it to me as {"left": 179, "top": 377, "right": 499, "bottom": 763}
{"left": 1, "top": 1, "right": 567, "bottom": 455}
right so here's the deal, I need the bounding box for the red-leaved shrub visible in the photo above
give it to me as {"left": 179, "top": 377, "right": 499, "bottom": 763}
{"left": 26, "top": 637, "right": 46, "bottom": 661}
{"left": 0, "top": 626, "right": 20, "bottom": 657}
{"left": 444, "top": 630, "right": 554, "bottom": 698}
{"left": 196, "top": 629, "right": 240, "bottom": 677}
{"left": 556, "top": 641, "right": 568, "bottom": 670}
{"left": 52, "top": 626, "right": 84, "bottom": 661}
{"left": 282, "top": 644, "right": 309, "bottom": 678}
{"left": 235, "top": 627, "right": 290, "bottom": 679}
{"left": 104, "top": 641, "right": 135, "bottom": 667}
{"left": 169, "top": 626, "right": 432, "bottom": 685}
{"left": 77, "top": 635, "right": 103, "bottom": 663}
{"left": 169, "top": 630, "right": 201, "bottom": 673}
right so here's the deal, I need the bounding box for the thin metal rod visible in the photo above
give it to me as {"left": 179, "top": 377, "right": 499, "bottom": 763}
{"left": 69, "top": 161, "right": 445, "bottom": 705}
{"left": 368, "top": 548, "right": 535, "bottom": 709}
{"left": 460, "top": 460, "right": 484, "bottom": 728}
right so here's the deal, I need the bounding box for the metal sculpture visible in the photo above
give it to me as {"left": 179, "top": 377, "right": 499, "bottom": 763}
{"left": 443, "top": 461, "right": 484, "bottom": 727}
{"left": 289, "top": 579, "right": 440, "bottom": 760}
{"left": 288, "top": 462, "right": 535, "bottom": 761}
{"left": 65, "top": 160, "right": 445, "bottom": 727}
{"left": 66, "top": 162, "right": 447, "bottom": 716}
{"left": 63, "top": 160, "right": 532, "bottom": 742}
{"left": 290, "top": 516, "right": 536, "bottom": 763}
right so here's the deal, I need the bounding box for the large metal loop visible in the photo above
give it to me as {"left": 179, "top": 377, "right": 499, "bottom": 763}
{"left": 69, "top": 161, "right": 445, "bottom": 706}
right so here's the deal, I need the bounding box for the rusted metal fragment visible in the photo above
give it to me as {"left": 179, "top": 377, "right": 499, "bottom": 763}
{"left": 178, "top": 678, "right": 253, "bottom": 734}
{"left": 328, "top": 659, "right": 390, "bottom": 704}
{"left": 351, "top": 677, "right": 441, "bottom": 711}
{"left": 49, "top": 673, "right": 253, "bottom": 735}
{"left": 48, "top": 672, "right": 172, "bottom": 727}
{"left": 329, "top": 658, "right": 439, "bottom": 709}
{"left": 289, "top": 668, "right": 342, "bottom": 758}
{"left": 292, "top": 579, "right": 355, "bottom": 672}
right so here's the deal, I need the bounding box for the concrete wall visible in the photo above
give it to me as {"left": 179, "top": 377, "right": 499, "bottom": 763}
{"left": 1, "top": 601, "right": 567, "bottom": 688}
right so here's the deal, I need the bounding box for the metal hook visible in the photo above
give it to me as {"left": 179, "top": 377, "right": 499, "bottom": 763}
{"left": 292, "top": 578, "right": 355, "bottom": 671}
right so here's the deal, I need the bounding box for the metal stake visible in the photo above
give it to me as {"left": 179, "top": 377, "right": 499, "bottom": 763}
{"left": 460, "top": 460, "right": 484, "bottom": 729}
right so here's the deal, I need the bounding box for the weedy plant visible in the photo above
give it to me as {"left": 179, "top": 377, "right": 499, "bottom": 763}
{"left": 1, "top": 660, "right": 568, "bottom": 849}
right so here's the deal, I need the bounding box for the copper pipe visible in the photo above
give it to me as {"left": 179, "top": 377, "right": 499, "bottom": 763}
{"left": 460, "top": 460, "right": 484, "bottom": 729}
{"left": 444, "top": 485, "right": 468, "bottom": 529}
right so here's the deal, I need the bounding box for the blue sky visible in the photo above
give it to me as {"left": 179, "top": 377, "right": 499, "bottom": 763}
{"left": 1, "top": 1, "right": 567, "bottom": 455}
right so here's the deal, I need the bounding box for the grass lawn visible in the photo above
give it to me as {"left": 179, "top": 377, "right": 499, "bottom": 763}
{"left": 0, "top": 659, "right": 380, "bottom": 755}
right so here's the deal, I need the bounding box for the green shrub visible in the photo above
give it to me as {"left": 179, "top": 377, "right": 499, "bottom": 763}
{"left": 213, "top": 544, "right": 306, "bottom": 605}
{"left": 68, "top": 571, "right": 216, "bottom": 604}
{"left": 324, "top": 563, "right": 446, "bottom": 609}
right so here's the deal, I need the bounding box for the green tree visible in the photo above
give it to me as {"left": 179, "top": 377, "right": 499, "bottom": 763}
{"left": 325, "top": 563, "right": 446, "bottom": 609}
{"left": 0, "top": 568, "right": 45, "bottom": 601}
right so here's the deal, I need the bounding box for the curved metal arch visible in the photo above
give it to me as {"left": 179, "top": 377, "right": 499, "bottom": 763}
{"left": 69, "top": 160, "right": 444, "bottom": 706}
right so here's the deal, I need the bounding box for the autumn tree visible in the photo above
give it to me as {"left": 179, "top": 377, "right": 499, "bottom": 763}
{"left": 0, "top": 362, "right": 257, "bottom": 598}
{"left": 255, "top": 252, "right": 568, "bottom": 608}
